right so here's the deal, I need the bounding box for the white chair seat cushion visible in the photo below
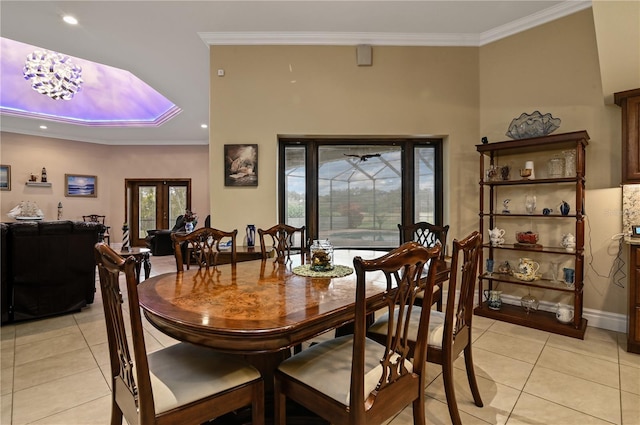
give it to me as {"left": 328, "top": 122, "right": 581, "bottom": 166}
{"left": 368, "top": 309, "right": 448, "bottom": 348}
{"left": 277, "top": 335, "right": 413, "bottom": 405}
{"left": 147, "top": 342, "right": 261, "bottom": 415}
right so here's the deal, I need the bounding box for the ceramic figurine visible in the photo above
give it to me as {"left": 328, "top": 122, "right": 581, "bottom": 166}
{"left": 559, "top": 200, "right": 570, "bottom": 216}
{"left": 502, "top": 199, "right": 511, "bottom": 214}
{"left": 561, "top": 233, "right": 576, "bottom": 251}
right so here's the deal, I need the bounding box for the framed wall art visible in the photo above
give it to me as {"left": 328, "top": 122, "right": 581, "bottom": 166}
{"left": 224, "top": 144, "right": 258, "bottom": 187}
{"left": 65, "top": 174, "right": 97, "bottom": 197}
{"left": 0, "top": 165, "right": 10, "bottom": 191}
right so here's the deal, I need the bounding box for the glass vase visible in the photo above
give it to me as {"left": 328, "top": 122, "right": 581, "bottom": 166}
{"left": 547, "top": 155, "right": 564, "bottom": 178}
{"left": 563, "top": 150, "right": 576, "bottom": 177}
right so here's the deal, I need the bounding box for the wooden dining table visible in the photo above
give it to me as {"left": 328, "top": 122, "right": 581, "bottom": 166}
{"left": 137, "top": 249, "right": 449, "bottom": 423}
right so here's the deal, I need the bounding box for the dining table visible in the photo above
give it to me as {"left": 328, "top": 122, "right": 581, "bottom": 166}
{"left": 137, "top": 248, "right": 449, "bottom": 423}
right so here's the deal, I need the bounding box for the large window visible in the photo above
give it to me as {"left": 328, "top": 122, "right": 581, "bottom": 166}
{"left": 279, "top": 138, "right": 443, "bottom": 248}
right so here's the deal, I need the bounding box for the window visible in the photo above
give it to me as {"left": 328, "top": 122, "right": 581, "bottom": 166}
{"left": 279, "top": 137, "right": 443, "bottom": 248}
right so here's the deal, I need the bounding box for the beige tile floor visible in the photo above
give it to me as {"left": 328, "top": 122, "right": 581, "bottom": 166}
{"left": 1, "top": 254, "right": 639, "bottom": 425}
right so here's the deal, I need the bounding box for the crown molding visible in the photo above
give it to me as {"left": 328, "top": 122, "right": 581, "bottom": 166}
{"left": 200, "top": 1, "right": 592, "bottom": 47}
{"left": 480, "top": 0, "right": 592, "bottom": 45}
{"left": 199, "top": 31, "right": 480, "bottom": 47}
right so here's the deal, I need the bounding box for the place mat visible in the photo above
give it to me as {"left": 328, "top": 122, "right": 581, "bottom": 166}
{"left": 292, "top": 264, "right": 354, "bottom": 278}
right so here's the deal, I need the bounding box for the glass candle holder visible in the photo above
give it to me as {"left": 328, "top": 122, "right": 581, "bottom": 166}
{"left": 547, "top": 155, "right": 565, "bottom": 178}
{"left": 310, "top": 239, "right": 334, "bottom": 271}
{"left": 563, "top": 150, "right": 576, "bottom": 177}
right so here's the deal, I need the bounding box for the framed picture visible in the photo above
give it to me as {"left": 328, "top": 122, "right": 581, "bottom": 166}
{"left": 65, "top": 174, "right": 97, "bottom": 197}
{"left": 0, "top": 165, "right": 10, "bottom": 191}
{"left": 224, "top": 144, "right": 258, "bottom": 186}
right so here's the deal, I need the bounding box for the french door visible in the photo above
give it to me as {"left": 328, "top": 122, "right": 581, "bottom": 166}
{"left": 125, "top": 179, "right": 191, "bottom": 246}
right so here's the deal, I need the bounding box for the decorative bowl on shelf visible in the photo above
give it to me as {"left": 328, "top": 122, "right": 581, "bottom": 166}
{"left": 520, "top": 294, "right": 539, "bottom": 314}
{"left": 516, "top": 231, "right": 539, "bottom": 244}
{"left": 506, "top": 111, "right": 561, "bottom": 139}
{"left": 512, "top": 271, "right": 542, "bottom": 282}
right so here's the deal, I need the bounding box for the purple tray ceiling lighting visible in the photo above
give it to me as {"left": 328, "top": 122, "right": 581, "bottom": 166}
{"left": 0, "top": 38, "right": 181, "bottom": 127}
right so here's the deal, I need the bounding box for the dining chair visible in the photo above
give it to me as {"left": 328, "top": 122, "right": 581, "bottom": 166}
{"left": 94, "top": 242, "right": 264, "bottom": 425}
{"left": 258, "top": 223, "right": 305, "bottom": 262}
{"left": 398, "top": 222, "right": 450, "bottom": 311}
{"left": 171, "top": 227, "right": 237, "bottom": 271}
{"left": 274, "top": 241, "right": 441, "bottom": 425}
{"left": 367, "top": 231, "right": 483, "bottom": 425}
{"left": 83, "top": 214, "right": 110, "bottom": 245}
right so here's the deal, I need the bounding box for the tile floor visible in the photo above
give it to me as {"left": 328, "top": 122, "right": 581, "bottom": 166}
{"left": 1, "top": 254, "right": 639, "bottom": 425}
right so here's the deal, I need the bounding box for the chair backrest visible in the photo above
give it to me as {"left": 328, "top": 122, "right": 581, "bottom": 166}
{"left": 171, "top": 215, "right": 186, "bottom": 232}
{"left": 171, "top": 227, "right": 237, "bottom": 271}
{"left": 398, "top": 222, "right": 449, "bottom": 260}
{"left": 94, "top": 242, "right": 156, "bottom": 423}
{"left": 442, "top": 231, "right": 481, "bottom": 348}
{"left": 83, "top": 214, "right": 106, "bottom": 225}
{"left": 258, "top": 224, "right": 305, "bottom": 261}
{"left": 351, "top": 241, "right": 441, "bottom": 421}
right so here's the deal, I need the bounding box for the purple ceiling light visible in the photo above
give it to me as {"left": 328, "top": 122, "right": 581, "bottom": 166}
{"left": 1, "top": 38, "right": 181, "bottom": 127}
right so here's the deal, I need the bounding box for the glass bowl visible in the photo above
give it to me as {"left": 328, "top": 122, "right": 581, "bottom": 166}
{"left": 521, "top": 294, "right": 539, "bottom": 313}
{"left": 516, "top": 231, "right": 539, "bottom": 244}
{"left": 506, "top": 111, "right": 561, "bottom": 139}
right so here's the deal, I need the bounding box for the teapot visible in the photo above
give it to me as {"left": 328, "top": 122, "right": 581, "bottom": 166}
{"left": 517, "top": 257, "right": 540, "bottom": 278}
{"left": 561, "top": 233, "right": 576, "bottom": 252}
{"left": 555, "top": 303, "right": 574, "bottom": 324}
{"left": 488, "top": 228, "right": 505, "bottom": 246}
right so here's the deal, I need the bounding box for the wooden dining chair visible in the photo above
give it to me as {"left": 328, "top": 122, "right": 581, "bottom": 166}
{"left": 399, "top": 222, "right": 450, "bottom": 311}
{"left": 94, "top": 242, "right": 264, "bottom": 425}
{"left": 258, "top": 223, "right": 305, "bottom": 262}
{"left": 368, "top": 231, "right": 483, "bottom": 425}
{"left": 83, "top": 214, "right": 110, "bottom": 245}
{"left": 171, "top": 227, "right": 237, "bottom": 271}
{"left": 274, "top": 241, "right": 441, "bottom": 425}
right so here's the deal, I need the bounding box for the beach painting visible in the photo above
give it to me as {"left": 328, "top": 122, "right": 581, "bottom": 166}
{"left": 65, "top": 174, "right": 97, "bottom": 197}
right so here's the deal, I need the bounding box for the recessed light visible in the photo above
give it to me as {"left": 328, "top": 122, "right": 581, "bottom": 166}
{"left": 39, "top": 125, "right": 47, "bottom": 129}
{"left": 201, "top": 124, "right": 208, "bottom": 129}
{"left": 63, "top": 15, "right": 78, "bottom": 25}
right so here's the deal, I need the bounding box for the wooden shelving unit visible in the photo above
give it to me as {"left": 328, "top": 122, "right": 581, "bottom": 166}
{"left": 475, "top": 131, "right": 589, "bottom": 339}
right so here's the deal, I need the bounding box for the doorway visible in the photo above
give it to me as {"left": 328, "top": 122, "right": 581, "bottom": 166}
{"left": 125, "top": 179, "right": 191, "bottom": 246}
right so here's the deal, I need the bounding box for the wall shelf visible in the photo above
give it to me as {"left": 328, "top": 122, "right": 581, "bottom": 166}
{"left": 25, "top": 182, "right": 52, "bottom": 187}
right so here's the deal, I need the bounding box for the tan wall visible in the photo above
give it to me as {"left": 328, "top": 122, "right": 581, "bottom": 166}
{"left": 209, "top": 45, "right": 480, "bottom": 244}
{"left": 479, "top": 9, "right": 625, "bottom": 314}
{"left": 209, "top": 10, "right": 627, "bottom": 316}
{"left": 0, "top": 132, "right": 210, "bottom": 243}
{"left": 592, "top": 0, "right": 640, "bottom": 103}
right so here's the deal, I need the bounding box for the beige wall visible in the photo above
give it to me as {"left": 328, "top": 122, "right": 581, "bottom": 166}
{"left": 209, "top": 10, "right": 628, "bottom": 315}
{"left": 209, "top": 45, "right": 480, "bottom": 244}
{"left": 0, "top": 132, "right": 210, "bottom": 242}
{"left": 592, "top": 0, "right": 640, "bottom": 103}
{"left": 479, "top": 9, "right": 625, "bottom": 315}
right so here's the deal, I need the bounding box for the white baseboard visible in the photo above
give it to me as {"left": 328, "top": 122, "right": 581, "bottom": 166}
{"left": 463, "top": 292, "right": 628, "bottom": 334}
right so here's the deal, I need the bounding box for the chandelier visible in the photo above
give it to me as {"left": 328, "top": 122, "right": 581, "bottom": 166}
{"left": 23, "top": 50, "right": 83, "bottom": 100}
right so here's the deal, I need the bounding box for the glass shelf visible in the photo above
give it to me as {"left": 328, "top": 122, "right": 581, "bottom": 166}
{"left": 480, "top": 273, "right": 576, "bottom": 292}
{"left": 482, "top": 243, "right": 578, "bottom": 255}
{"left": 480, "top": 177, "right": 580, "bottom": 186}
